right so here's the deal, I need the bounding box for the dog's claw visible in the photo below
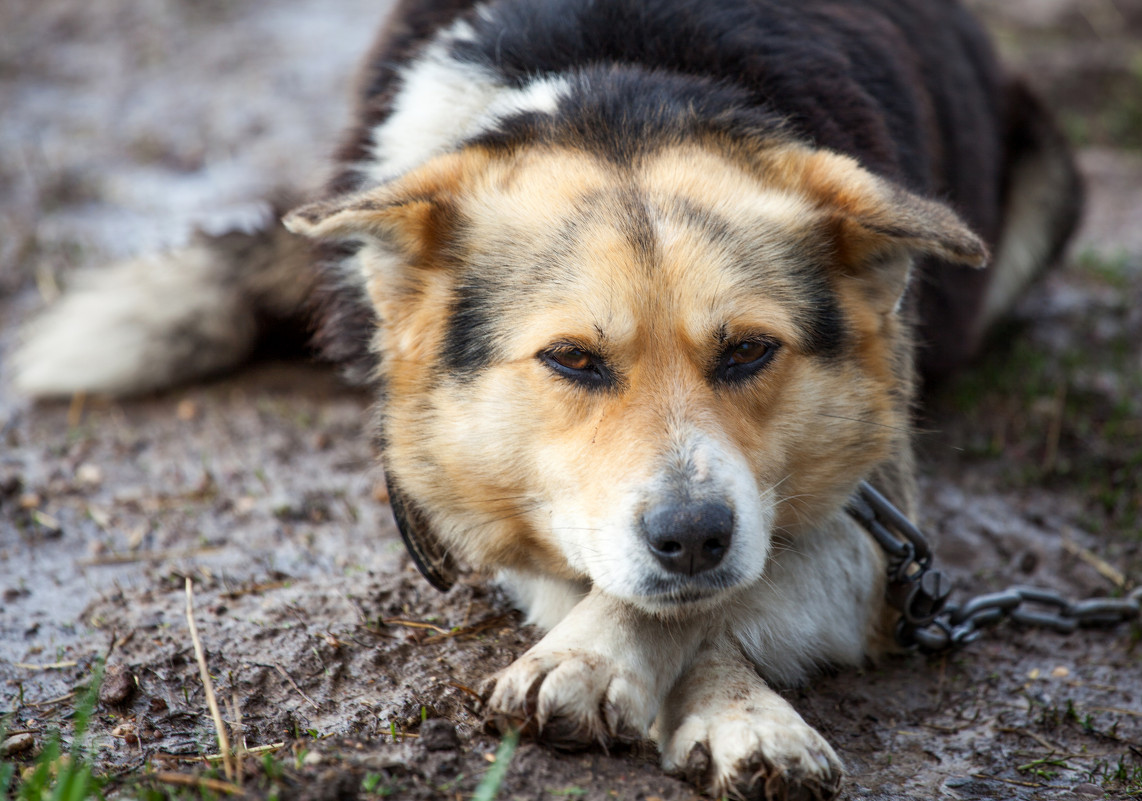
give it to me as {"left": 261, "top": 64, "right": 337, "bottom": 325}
{"left": 681, "top": 742, "right": 711, "bottom": 786}
{"left": 663, "top": 707, "right": 843, "bottom": 801}
{"left": 484, "top": 650, "right": 654, "bottom": 751}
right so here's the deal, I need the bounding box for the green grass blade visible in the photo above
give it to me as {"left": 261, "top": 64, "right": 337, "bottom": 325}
{"left": 472, "top": 729, "right": 520, "bottom": 801}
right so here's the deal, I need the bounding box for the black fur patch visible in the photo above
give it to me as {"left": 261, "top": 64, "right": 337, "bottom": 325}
{"left": 450, "top": 0, "right": 999, "bottom": 191}
{"left": 442, "top": 278, "right": 500, "bottom": 376}
{"left": 469, "top": 68, "right": 791, "bottom": 168}
{"left": 657, "top": 197, "right": 848, "bottom": 360}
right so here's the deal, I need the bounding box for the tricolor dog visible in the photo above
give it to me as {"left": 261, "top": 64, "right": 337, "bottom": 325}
{"left": 15, "top": 0, "right": 1080, "bottom": 797}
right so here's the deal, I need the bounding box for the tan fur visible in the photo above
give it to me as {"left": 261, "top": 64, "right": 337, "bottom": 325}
{"left": 287, "top": 136, "right": 983, "bottom": 798}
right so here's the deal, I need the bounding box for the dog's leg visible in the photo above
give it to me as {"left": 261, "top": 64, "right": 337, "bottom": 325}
{"left": 653, "top": 513, "right": 883, "bottom": 798}
{"left": 484, "top": 587, "right": 706, "bottom": 749}
{"left": 659, "top": 636, "right": 844, "bottom": 801}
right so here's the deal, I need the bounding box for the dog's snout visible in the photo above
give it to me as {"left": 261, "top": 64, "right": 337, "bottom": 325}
{"left": 642, "top": 500, "right": 734, "bottom": 576}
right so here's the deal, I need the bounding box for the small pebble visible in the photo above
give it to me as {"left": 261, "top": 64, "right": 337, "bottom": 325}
{"left": 111, "top": 722, "right": 139, "bottom": 744}
{"left": 1072, "top": 782, "right": 1102, "bottom": 796}
{"left": 76, "top": 464, "right": 103, "bottom": 487}
{"left": 99, "top": 664, "right": 137, "bottom": 706}
{"left": 1, "top": 733, "right": 35, "bottom": 758}
{"left": 234, "top": 497, "right": 257, "bottom": 515}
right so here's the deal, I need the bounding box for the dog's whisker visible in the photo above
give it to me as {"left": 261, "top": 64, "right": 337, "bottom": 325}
{"left": 815, "top": 412, "right": 913, "bottom": 435}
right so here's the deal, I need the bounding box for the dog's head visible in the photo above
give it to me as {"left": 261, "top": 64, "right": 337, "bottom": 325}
{"left": 286, "top": 137, "right": 984, "bottom": 614}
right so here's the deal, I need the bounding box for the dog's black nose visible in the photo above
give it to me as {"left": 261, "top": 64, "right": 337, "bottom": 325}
{"left": 642, "top": 500, "right": 734, "bottom": 576}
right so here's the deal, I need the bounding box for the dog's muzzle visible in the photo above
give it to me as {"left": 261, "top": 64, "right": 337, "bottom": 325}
{"left": 640, "top": 500, "right": 734, "bottom": 576}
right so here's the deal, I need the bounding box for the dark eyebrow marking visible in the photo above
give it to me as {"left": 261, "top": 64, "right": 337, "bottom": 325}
{"left": 657, "top": 197, "right": 848, "bottom": 359}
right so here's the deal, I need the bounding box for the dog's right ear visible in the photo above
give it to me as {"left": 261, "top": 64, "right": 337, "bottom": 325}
{"left": 283, "top": 148, "right": 492, "bottom": 269}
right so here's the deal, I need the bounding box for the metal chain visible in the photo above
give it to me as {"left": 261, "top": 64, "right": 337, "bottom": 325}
{"left": 847, "top": 481, "right": 1142, "bottom": 653}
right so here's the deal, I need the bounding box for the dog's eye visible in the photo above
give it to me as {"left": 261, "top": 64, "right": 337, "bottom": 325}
{"left": 729, "top": 341, "right": 768, "bottom": 365}
{"left": 549, "top": 347, "right": 593, "bottom": 371}
{"left": 539, "top": 346, "right": 612, "bottom": 388}
{"left": 716, "top": 338, "right": 779, "bottom": 383}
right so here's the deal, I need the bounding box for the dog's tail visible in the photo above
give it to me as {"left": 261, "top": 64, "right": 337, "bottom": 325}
{"left": 12, "top": 200, "right": 318, "bottom": 398}
{"left": 977, "top": 78, "right": 1083, "bottom": 333}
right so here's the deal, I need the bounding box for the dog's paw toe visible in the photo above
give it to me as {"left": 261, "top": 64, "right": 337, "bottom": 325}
{"left": 664, "top": 709, "right": 843, "bottom": 800}
{"left": 484, "top": 651, "right": 652, "bottom": 749}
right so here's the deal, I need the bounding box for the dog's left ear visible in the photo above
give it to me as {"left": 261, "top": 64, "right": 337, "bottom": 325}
{"left": 790, "top": 148, "right": 988, "bottom": 312}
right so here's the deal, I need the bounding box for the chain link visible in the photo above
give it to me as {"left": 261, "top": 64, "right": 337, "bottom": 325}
{"left": 848, "top": 482, "right": 1142, "bottom": 654}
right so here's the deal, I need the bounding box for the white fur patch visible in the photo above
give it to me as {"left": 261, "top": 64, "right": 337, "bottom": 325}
{"left": 13, "top": 247, "right": 256, "bottom": 397}
{"left": 730, "top": 511, "right": 883, "bottom": 686}
{"left": 360, "top": 19, "right": 571, "bottom": 186}
{"left": 498, "top": 569, "right": 590, "bottom": 631}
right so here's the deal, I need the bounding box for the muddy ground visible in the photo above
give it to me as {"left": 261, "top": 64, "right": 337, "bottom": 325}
{"left": 1, "top": 1, "right": 1140, "bottom": 799}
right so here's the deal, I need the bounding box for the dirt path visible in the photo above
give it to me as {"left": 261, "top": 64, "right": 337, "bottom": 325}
{"left": 2, "top": 1, "right": 1140, "bottom": 799}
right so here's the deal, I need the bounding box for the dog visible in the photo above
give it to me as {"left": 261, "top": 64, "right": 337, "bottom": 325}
{"left": 14, "top": 0, "right": 1080, "bottom": 797}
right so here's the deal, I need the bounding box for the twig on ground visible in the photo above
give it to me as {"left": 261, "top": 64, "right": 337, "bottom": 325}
{"left": 152, "top": 771, "right": 243, "bottom": 796}
{"left": 204, "top": 743, "right": 285, "bottom": 762}
{"left": 423, "top": 614, "right": 514, "bottom": 644}
{"left": 447, "top": 682, "right": 485, "bottom": 704}
{"left": 1016, "top": 756, "right": 1071, "bottom": 773}
{"left": 82, "top": 546, "right": 226, "bottom": 566}
{"left": 355, "top": 623, "right": 395, "bottom": 639}
{"left": 380, "top": 618, "right": 452, "bottom": 635}
{"left": 1091, "top": 705, "right": 1142, "bottom": 718}
{"left": 228, "top": 692, "right": 245, "bottom": 788}
{"left": 15, "top": 660, "right": 78, "bottom": 670}
{"left": 67, "top": 392, "right": 86, "bottom": 428}
{"left": 1061, "top": 539, "right": 1126, "bottom": 588}
{"left": 222, "top": 581, "right": 290, "bottom": 599}
{"left": 105, "top": 629, "right": 135, "bottom": 660}
{"left": 186, "top": 577, "right": 235, "bottom": 781}
{"left": 1065, "top": 679, "right": 1121, "bottom": 692}
{"left": 24, "top": 691, "right": 76, "bottom": 708}
{"left": 998, "top": 726, "right": 1065, "bottom": 753}
{"left": 972, "top": 773, "right": 1044, "bottom": 788}
{"left": 274, "top": 663, "right": 320, "bottom": 710}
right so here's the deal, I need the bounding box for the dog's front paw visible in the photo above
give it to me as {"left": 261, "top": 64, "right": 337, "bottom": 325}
{"left": 662, "top": 703, "right": 843, "bottom": 801}
{"left": 483, "top": 650, "right": 654, "bottom": 749}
